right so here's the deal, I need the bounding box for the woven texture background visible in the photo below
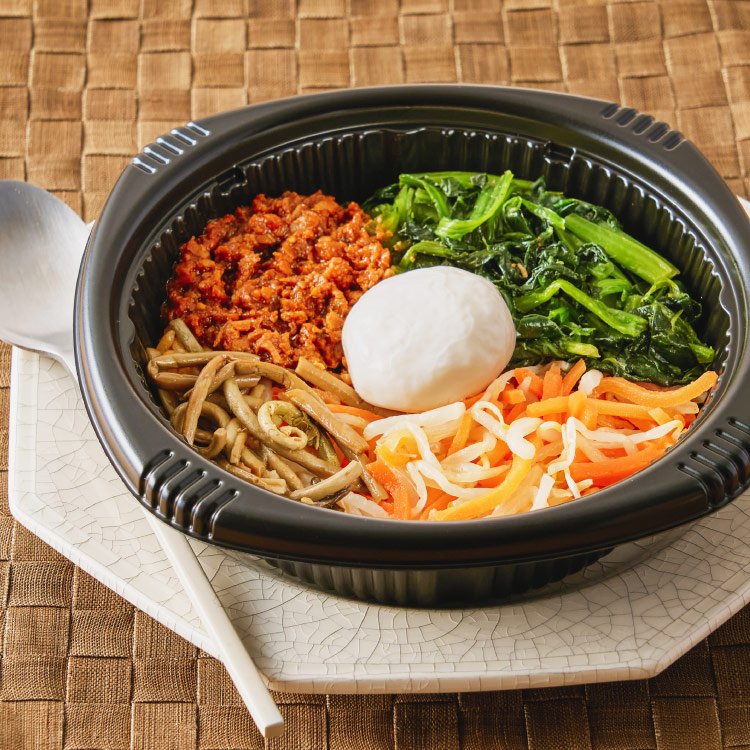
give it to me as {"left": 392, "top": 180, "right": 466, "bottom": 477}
{"left": 1, "top": 0, "right": 750, "bottom": 748}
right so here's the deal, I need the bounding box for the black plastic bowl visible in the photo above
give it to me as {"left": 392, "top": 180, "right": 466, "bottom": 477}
{"left": 75, "top": 85, "right": 750, "bottom": 607}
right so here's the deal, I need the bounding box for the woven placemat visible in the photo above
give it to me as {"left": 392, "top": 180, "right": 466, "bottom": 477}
{"left": 1, "top": 1, "right": 750, "bottom": 748}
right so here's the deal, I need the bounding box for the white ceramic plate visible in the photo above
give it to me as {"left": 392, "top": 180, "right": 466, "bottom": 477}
{"left": 8, "top": 346, "right": 750, "bottom": 693}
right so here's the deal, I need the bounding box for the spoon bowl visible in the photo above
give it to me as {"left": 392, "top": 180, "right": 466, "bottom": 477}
{"left": 0, "top": 181, "right": 90, "bottom": 374}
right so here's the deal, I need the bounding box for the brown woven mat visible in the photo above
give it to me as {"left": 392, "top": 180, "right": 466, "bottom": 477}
{"left": 2, "top": 0, "right": 750, "bottom": 748}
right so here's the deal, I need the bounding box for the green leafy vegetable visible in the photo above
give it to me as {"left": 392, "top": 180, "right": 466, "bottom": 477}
{"left": 364, "top": 170, "right": 715, "bottom": 385}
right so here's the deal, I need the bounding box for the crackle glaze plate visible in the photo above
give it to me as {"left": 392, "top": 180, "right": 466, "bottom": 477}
{"left": 9, "top": 347, "right": 750, "bottom": 693}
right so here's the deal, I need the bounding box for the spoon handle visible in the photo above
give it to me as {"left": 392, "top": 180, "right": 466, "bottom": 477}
{"left": 57, "top": 350, "right": 283, "bottom": 738}
{"left": 143, "top": 512, "right": 285, "bottom": 738}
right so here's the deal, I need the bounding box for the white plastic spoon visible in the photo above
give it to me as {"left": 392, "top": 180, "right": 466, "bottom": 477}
{"left": 0, "top": 180, "right": 284, "bottom": 739}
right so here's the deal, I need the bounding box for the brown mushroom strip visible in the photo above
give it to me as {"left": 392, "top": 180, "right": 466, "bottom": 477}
{"left": 286, "top": 388, "right": 369, "bottom": 455}
{"left": 149, "top": 371, "right": 199, "bottom": 390}
{"left": 148, "top": 350, "right": 258, "bottom": 374}
{"left": 261, "top": 446, "right": 304, "bottom": 491}
{"left": 225, "top": 419, "right": 247, "bottom": 464}
{"left": 183, "top": 363, "right": 262, "bottom": 401}
{"left": 249, "top": 379, "right": 273, "bottom": 404}
{"left": 224, "top": 417, "right": 266, "bottom": 473}
{"left": 295, "top": 357, "right": 392, "bottom": 415}
{"left": 271, "top": 442, "right": 335, "bottom": 479}
{"left": 146, "top": 347, "right": 161, "bottom": 360}
{"left": 199, "top": 427, "right": 227, "bottom": 459}
{"left": 207, "top": 360, "right": 236, "bottom": 394}
{"left": 205, "top": 392, "right": 231, "bottom": 411}
{"left": 240, "top": 446, "right": 266, "bottom": 475}
{"left": 217, "top": 457, "right": 288, "bottom": 494}
{"left": 223, "top": 379, "right": 335, "bottom": 478}
{"left": 157, "top": 387, "right": 180, "bottom": 416}
{"left": 196, "top": 400, "right": 231, "bottom": 427}
{"left": 230, "top": 432, "right": 246, "bottom": 464}
{"left": 231, "top": 361, "right": 326, "bottom": 406}
{"left": 156, "top": 329, "right": 175, "bottom": 353}
{"left": 170, "top": 401, "right": 230, "bottom": 444}
{"left": 169, "top": 318, "right": 204, "bottom": 353}
{"left": 289, "top": 461, "right": 363, "bottom": 501}
{"left": 235, "top": 361, "right": 263, "bottom": 375}
{"left": 340, "top": 446, "right": 388, "bottom": 501}
{"left": 184, "top": 355, "right": 229, "bottom": 444}
{"left": 170, "top": 405, "right": 213, "bottom": 445}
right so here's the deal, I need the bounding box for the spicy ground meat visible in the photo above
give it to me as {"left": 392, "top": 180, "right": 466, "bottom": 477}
{"left": 164, "top": 191, "right": 393, "bottom": 369}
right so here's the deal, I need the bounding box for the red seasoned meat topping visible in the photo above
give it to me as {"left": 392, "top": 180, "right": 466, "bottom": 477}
{"left": 164, "top": 190, "right": 392, "bottom": 369}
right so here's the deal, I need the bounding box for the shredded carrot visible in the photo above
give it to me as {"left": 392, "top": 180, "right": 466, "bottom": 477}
{"left": 581, "top": 401, "right": 598, "bottom": 430}
{"left": 464, "top": 391, "right": 485, "bottom": 408}
{"left": 648, "top": 407, "right": 671, "bottom": 425}
{"left": 332, "top": 439, "right": 347, "bottom": 466}
{"left": 448, "top": 411, "right": 474, "bottom": 455}
{"left": 629, "top": 417, "right": 658, "bottom": 432}
{"left": 502, "top": 388, "right": 526, "bottom": 405}
{"left": 419, "top": 490, "right": 453, "bottom": 520}
{"left": 486, "top": 440, "right": 510, "bottom": 466}
{"left": 331, "top": 368, "right": 718, "bottom": 521}
{"left": 433, "top": 452, "right": 535, "bottom": 521}
{"left": 541, "top": 363, "right": 563, "bottom": 421}
{"left": 379, "top": 499, "right": 394, "bottom": 515}
{"left": 561, "top": 359, "right": 586, "bottom": 396}
{"left": 366, "top": 461, "right": 411, "bottom": 520}
{"left": 536, "top": 440, "right": 565, "bottom": 461}
{"left": 567, "top": 390, "right": 587, "bottom": 420}
{"left": 569, "top": 442, "right": 665, "bottom": 487}
{"left": 591, "top": 399, "right": 654, "bottom": 420}
{"left": 506, "top": 402, "right": 527, "bottom": 422}
{"left": 526, "top": 396, "right": 569, "bottom": 418}
{"left": 593, "top": 371, "right": 717, "bottom": 407}
{"left": 596, "top": 414, "right": 632, "bottom": 430}
{"left": 327, "top": 404, "right": 384, "bottom": 422}
{"left": 542, "top": 363, "right": 562, "bottom": 399}
{"left": 514, "top": 368, "right": 544, "bottom": 397}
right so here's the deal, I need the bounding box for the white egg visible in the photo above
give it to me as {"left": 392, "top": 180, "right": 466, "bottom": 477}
{"left": 342, "top": 266, "right": 516, "bottom": 412}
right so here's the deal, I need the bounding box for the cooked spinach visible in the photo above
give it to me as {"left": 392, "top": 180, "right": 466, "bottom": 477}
{"left": 364, "top": 171, "right": 714, "bottom": 385}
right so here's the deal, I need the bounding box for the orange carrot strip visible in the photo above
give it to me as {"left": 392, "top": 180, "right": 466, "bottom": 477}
{"left": 464, "top": 392, "right": 485, "bottom": 408}
{"left": 514, "top": 368, "right": 544, "bottom": 398}
{"left": 379, "top": 500, "right": 394, "bottom": 515}
{"left": 567, "top": 390, "right": 587, "bottom": 420}
{"left": 433, "top": 452, "right": 534, "bottom": 521}
{"left": 502, "top": 388, "right": 526, "bottom": 405}
{"left": 597, "top": 414, "right": 633, "bottom": 430}
{"left": 541, "top": 363, "right": 563, "bottom": 421}
{"left": 591, "top": 399, "right": 655, "bottom": 420}
{"left": 561, "top": 359, "right": 587, "bottom": 396}
{"left": 593, "top": 371, "right": 718, "bottom": 408}
{"left": 420, "top": 492, "right": 454, "bottom": 520}
{"left": 366, "top": 461, "right": 411, "bottom": 520}
{"left": 327, "top": 404, "right": 384, "bottom": 422}
{"left": 581, "top": 401, "right": 598, "bottom": 430}
{"left": 630, "top": 417, "right": 658, "bottom": 432}
{"left": 535, "top": 440, "right": 565, "bottom": 461}
{"left": 506, "top": 403, "right": 527, "bottom": 423}
{"left": 542, "top": 363, "right": 563, "bottom": 399}
{"left": 332, "top": 439, "right": 347, "bottom": 466}
{"left": 569, "top": 442, "right": 664, "bottom": 487}
{"left": 526, "top": 396, "right": 569, "bottom": 418}
{"left": 486, "top": 440, "right": 510, "bottom": 466}
{"left": 418, "top": 489, "right": 452, "bottom": 520}
{"left": 448, "top": 411, "right": 474, "bottom": 456}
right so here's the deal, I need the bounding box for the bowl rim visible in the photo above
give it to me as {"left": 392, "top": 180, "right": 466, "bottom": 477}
{"left": 75, "top": 84, "right": 750, "bottom": 569}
